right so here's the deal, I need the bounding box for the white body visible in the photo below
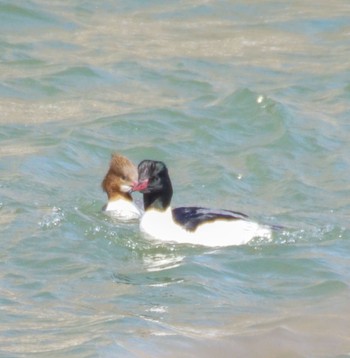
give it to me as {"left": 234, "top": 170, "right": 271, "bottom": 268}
{"left": 139, "top": 207, "right": 272, "bottom": 247}
{"left": 104, "top": 199, "right": 141, "bottom": 220}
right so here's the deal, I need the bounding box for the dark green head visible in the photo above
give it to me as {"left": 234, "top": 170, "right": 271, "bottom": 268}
{"left": 132, "top": 160, "right": 173, "bottom": 210}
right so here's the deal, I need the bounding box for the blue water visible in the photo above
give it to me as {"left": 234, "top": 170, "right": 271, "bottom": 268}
{"left": 1, "top": 1, "right": 350, "bottom": 357}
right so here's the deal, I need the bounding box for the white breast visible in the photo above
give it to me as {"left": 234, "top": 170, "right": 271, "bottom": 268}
{"left": 104, "top": 199, "right": 141, "bottom": 220}
{"left": 139, "top": 207, "right": 272, "bottom": 247}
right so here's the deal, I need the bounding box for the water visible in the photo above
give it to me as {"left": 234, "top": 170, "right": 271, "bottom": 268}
{"left": 1, "top": 1, "right": 350, "bottom": 356}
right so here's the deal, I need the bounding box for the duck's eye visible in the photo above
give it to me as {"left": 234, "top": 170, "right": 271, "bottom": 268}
{"left": 121, "top": 175, "right": 126, "bottom": 181}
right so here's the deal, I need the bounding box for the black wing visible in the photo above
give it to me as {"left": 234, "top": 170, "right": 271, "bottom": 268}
{"left": 172, "top": 206, "right": 248, "bottom": 232}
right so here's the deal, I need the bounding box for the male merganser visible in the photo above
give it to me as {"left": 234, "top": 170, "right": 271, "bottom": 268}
{"left": 101, "top": 154, "right": 141, "bottom": 220}
{"left": 132, "top": 160, "right": 273, "bottom": 246}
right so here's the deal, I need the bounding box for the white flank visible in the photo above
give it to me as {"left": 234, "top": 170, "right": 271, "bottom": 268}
{"left": 140, "top": 207, "right": 272, "bottom": 247}
{"left": 104, "top": 199, "right": 141, "bottom": 220}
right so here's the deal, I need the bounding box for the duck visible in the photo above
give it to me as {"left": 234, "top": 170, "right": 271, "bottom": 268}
{"left": 131, "top": 160, "right": 274, "bottom": 246}
{"left": 101, "top": 154, "right": 141, "bottom": 220}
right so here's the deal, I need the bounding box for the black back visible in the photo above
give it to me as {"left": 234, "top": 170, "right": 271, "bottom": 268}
{"left": 172, "top": 206, "right": 248, "bottom": 232}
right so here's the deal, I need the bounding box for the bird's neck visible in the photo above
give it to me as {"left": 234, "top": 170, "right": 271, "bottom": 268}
{"left": 143, "top": 180, "right": 173, "bottom": 211}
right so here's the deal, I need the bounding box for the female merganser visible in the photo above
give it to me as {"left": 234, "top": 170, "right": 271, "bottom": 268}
{"left": 132, "top": 160, "right": 273, "bottom": 246}
{"left": 101, "top": 154, "right": 141, "bottom": 220}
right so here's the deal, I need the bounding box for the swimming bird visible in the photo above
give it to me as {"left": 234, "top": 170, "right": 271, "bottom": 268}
{"left": 131, "top": 160, "right": 273, "bottom": 246}
{"left": 101, "top": 154, "right": 141, "bottom": 220}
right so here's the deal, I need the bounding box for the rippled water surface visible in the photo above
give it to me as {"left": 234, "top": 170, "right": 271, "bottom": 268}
{"left": 1, "top": 1, "right": 350, "bottom": 357}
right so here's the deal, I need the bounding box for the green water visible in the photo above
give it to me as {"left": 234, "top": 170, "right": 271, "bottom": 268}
{"left": 1, "top": 1, "right": 350, "bottom": 357}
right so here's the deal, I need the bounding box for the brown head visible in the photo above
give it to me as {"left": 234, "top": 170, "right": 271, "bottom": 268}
{"left": 101, "top": 154, "right": 138, "bottom": 202}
